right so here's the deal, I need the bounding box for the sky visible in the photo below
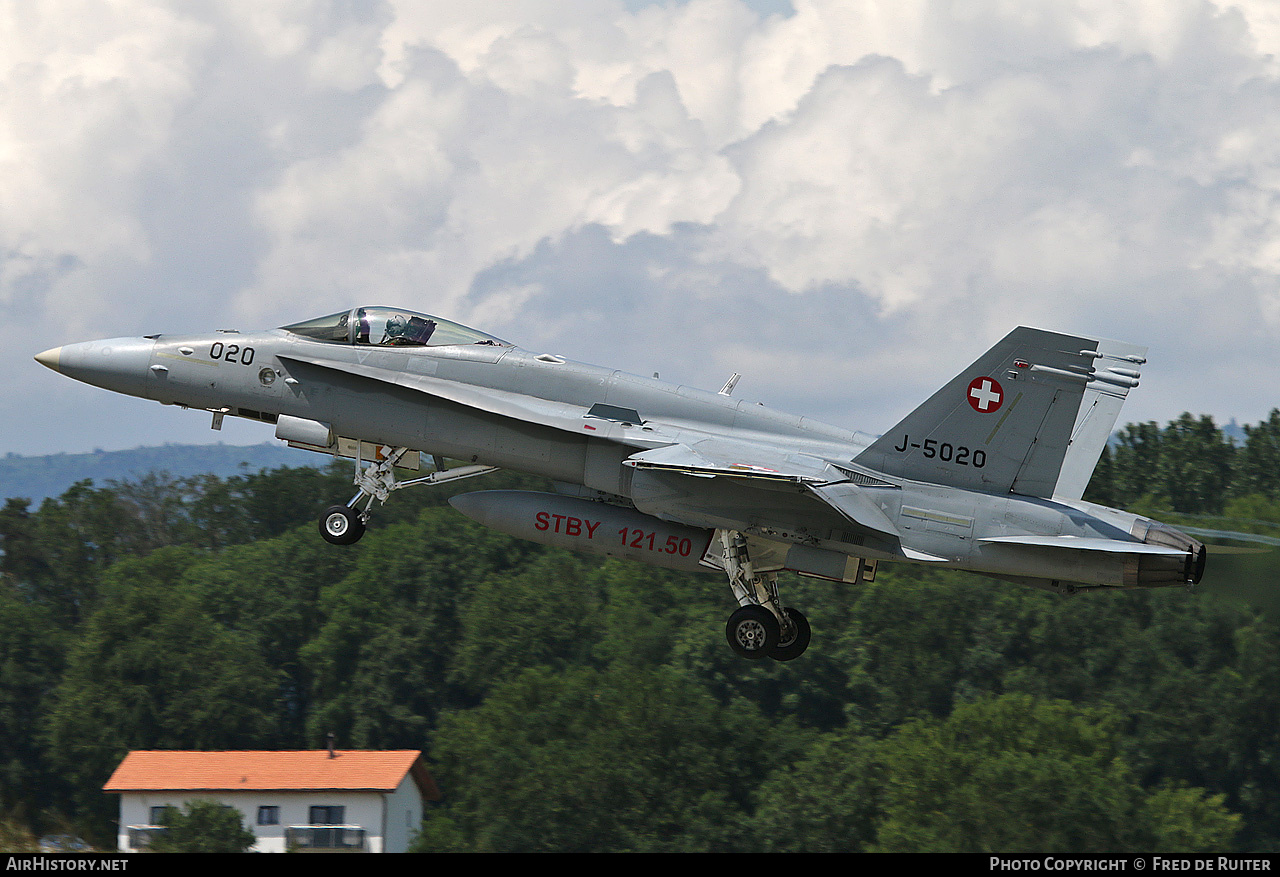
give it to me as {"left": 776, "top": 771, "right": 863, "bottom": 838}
{"left": 8, "top": 0, "right": 1280, "bottom": 456}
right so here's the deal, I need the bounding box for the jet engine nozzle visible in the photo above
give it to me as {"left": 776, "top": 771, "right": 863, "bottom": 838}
{"left": 1127, "top": 519, "right": 1207, "bottom": 587}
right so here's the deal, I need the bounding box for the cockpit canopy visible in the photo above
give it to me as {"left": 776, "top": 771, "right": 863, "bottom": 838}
{"left": 282, "top": 307, "right": 509, "bottom": 348}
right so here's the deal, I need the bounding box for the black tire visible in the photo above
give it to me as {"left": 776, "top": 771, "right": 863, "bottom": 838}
{"left": 725, "top": 605, "right": 780, "bottom": 660}
{"left": 769, "top": 608, "right": 811, "bottom": 662}
{"left": 319, "top": 505, "right": 365, "bottom": 545}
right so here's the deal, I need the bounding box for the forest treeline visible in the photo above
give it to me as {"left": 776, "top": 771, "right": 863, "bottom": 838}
{"left": 4, "top": 412, "right": 1280, "bottom": 852}
{"left": 1086, "top": 410, "right": 1280, "bottom": 515}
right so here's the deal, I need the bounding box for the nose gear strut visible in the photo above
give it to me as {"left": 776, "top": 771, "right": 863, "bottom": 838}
{"left": 318, "top": 445, "right": 498, "bottom": 545}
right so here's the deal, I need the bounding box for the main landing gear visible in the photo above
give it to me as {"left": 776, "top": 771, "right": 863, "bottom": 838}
{"left": 718, "top": 530, "right": 811, "bottom": 662}
{"left": 318, "top": 446, "right": 498, "bottom": 546}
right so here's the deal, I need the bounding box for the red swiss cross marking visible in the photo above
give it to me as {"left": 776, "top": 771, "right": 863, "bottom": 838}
{"left": 967, "top": 376, "right": 1004, "bottom": 413}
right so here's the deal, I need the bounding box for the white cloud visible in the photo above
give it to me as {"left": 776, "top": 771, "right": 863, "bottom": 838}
{"left": 8, "top": 0, "right": 1280, "bottom": 458}
{"left": 0, "top": 2, "right": 210, "bottom": 323}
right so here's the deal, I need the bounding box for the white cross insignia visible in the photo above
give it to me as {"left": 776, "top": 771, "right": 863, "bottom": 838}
{"left": 967, "top": 377, "right": 1004, "bottom": 413}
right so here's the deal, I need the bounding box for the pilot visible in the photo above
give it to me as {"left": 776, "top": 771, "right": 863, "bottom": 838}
{"left": 385, "top": 313, "right": 407, "bottom": 343}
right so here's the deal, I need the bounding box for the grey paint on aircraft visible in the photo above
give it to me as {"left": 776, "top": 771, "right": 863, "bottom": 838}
{"left": 35, "top": 306, "right": 1208, "bottom": 658}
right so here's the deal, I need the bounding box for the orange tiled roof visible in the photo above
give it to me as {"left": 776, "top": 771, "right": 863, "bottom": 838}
{"left": 103, "top": 750, "right": 438, "bottom": 799}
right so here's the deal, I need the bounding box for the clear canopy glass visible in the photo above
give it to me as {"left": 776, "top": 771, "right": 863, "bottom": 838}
{"left": 282, "top": 308, "right": 509, "bottom": 348}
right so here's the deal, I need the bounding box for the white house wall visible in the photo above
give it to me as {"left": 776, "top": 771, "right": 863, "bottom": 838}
{"left": 383, "top": 775, "right": 426, "bottom": 854}
{"left": 116, "top": 787, "right": 423, "bottom": 853}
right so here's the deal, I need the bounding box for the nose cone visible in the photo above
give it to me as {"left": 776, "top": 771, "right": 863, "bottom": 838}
{"left": 35, "top": 337, "right": 158, "bottom": 397}
{"left": 34, "top": 347, "right": 62, "bottom": 373}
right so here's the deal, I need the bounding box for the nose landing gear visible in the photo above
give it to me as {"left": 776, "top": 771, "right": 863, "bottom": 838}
{"left": 318, "top": 445, "right": 498, "bottom": 545}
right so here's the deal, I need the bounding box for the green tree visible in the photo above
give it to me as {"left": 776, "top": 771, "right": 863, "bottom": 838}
{"left": 187, "top": 463, "right": 353, "bottom": 548}
{"left": 186, "top": 530, "right": 352, "bottom": 745}
{"left": 836, "top": 567, "right": 1027, "bottom": 732}
{"left": 1142, "top": 784, "right": 1245, "bottom": 853}
{"left": 22, "top": 482, "right": 123, "bottom": 627}
{"left": 1110, "top": 421, "right": 1165, "bottom": 508}
{"left": 751, "top": 730, "right": 883, "bottom": 852}
{"left": 449, "top": 552, "right": 601, "bottom": 695}
{"left": 0, "top": 498, "right": 48, "bottom": 589}
{"left": 1083, "top": 444, "right": 1116, "bottom": 506}
{"left": 0, "top": 589, "right": 66, "bottom": 817}
{"left": 1196, "top": 620, "right": 1280, "bottom": 850}
{"left": 869, "top": 695, "right": 1239, "bottom": 853}
{"left": 150, "top": 800, "right": 255, "bottom": 853}
{"left": 1156, "top": 413, "right": 1235, "bottom": 514}
{"left": 303, "top": 509, "right": 542, "bottom": 747}
{"left": 41, "top": 548, "right": 282, "bottom": 832}
{"left": 1233, "top": 410, "right": 1280, "bottom": 500}
{"left": 420, "top": 666, "right": 769, "bottom": 852}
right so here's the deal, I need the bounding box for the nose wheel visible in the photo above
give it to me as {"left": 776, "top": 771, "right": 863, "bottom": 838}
{"left": 319, "top": 505, "right": 366, "bottom": 545}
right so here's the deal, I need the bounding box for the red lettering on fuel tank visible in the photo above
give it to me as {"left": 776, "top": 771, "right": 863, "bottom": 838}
{"left": 536, "top": 512, "right": 603, "bottom": 540}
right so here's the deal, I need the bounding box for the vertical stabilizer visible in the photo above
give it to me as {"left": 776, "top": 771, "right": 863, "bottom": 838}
{"left": 855, "top": 327, "right": 1112, "bottom": 498}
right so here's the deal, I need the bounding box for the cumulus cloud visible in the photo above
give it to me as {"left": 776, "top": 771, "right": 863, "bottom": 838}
{"left": 9, "top": 0, "right": 1280, "bottom": 455}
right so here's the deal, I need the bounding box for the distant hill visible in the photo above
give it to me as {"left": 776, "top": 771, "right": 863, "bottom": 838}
{"left": 0, "top": 442, "right": 310, "bottom": 503}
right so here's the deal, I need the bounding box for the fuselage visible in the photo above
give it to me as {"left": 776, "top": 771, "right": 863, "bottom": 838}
{"left": 36, "top": 318, "right": 1204, "bottom": 592}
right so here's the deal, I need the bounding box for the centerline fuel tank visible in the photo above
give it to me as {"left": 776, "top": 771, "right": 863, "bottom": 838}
{"left": 448, "top": 490, "right": 715, "bottom": 573}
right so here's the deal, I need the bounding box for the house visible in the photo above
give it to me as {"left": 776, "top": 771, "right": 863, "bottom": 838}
{"left": 103, "top": 749, "right": 442, "bottom": 853}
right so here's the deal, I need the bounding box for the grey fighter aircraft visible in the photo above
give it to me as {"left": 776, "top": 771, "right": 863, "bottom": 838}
{"left": 35, "top": 307, "right": 1206, "bottom": 661}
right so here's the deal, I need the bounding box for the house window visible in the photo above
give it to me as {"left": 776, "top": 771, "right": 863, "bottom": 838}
{"left": 309, "top": 805, "right": 345, "bottom": 825}
{"left": 149, "top": 805, "right": 174, "bottom": 825}
{"left": 257, "top": 806, "right": 279, "bottom": 826}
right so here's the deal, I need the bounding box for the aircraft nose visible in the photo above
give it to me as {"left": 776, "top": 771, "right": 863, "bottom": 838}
{"left": 36, "top": 337, "right": 158, "bottom": 395}
{"left": 34, "top": 347, "right": 62, "bottom": 373}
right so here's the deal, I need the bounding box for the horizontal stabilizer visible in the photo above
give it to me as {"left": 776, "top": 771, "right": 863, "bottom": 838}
{"left": 979, "top": 535, "right": 1187, "bottom": 556}
{"left": 806, "top": 481, "right": 901, "bottom": 539}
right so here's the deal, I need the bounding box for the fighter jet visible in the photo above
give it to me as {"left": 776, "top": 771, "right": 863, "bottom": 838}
{"left": 35, "top": 307, "right": 1206, "bottom": 661}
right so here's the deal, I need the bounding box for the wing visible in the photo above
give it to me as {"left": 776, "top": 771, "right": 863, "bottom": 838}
{"left": 623, "top": 440, "right": 831, "bottom": 483}
{"left": 624, "top": 439, "right": 905, "bottom": 548}
{"left": 284, "top": 349, "right": 914, "bottom": 556}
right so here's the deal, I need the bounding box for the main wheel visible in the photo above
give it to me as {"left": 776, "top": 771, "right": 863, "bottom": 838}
{"left": 726, "top": 605, "right": 780, "bottom": 660}
{"left": 769, "top": 608, "right": 811, "bottom": 662}
{"left": 319, "top": 505, "right": 365, "bottom": 545}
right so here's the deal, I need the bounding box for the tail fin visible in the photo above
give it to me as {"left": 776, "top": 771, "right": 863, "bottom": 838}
{"left": 855, "top": 327, "right": 1142, "bottom": 499}
{"left": 1051, "top": 337, "right": 1146, "bottom": 500}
